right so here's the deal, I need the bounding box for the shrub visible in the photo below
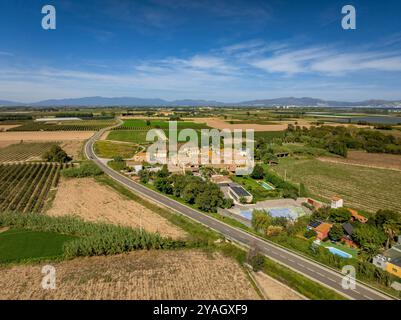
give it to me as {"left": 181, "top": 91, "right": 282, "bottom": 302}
{"left": 61, "top": 161, "right": 103, "bottom": 178}
{"left": 42, "top": 144, "right": 71, "bottom": 163}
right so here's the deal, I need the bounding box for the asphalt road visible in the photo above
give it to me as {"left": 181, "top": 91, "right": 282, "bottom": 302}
{"left": 85, "top": 128, "right": 393, "bottom": 300}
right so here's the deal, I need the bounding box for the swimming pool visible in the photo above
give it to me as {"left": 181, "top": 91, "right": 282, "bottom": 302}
{"left": 326, "top": 247, "right": 352, "bottom": 259}
{"left": 259, "top": 181, "right": 275, "bottom": 190}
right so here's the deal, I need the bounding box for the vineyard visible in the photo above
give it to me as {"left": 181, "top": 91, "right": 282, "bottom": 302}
{"left": 0, "top": 142, "right": 56, "bottom": 162}
{"left": 272, "top": 158, "right": 401, "bottom": 213}
{"left": 0, "top": 163, "right": 65, "bottom": 213}
{"left": 8, "top": 119, "right": 116, "bottom": 131}
{"left": 112, "top": 119, "right": 210, "bottom": 130}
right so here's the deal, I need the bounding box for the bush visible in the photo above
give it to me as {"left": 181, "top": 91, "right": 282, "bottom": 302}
{"left": 247, "top": 248, "right": 265, "bottom": 272}
{"left": 61, "top": 161, "right": 103, "bottom": 178}
{"left": 42, "top": 144, "right": 71, "bottom": 163}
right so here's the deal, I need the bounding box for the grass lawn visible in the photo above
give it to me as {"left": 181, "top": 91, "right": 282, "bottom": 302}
{"left": 94, "top": 140, "right": 139, "bottom": 159}
{"left": 231, "top": 176, "right": 279, "bottom": 202}
{"left": 271, "top": 157, "right": 401, "bottom": 213}
{"left": 0, "top": 228, "right": 75, "bottom": 263}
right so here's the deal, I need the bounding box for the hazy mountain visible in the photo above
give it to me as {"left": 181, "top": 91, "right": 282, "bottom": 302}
{"left": 0, "top": 99, "right": 23, "bottom": 106}
{"left": 0, "top": 96, "right": 400, "bottom": 107}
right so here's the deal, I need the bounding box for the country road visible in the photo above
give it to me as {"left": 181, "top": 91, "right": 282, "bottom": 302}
{"left": 85, "top": 126, "right": 393, "bottom": 301}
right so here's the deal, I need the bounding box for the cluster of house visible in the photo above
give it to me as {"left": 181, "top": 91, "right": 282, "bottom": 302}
{"left": 373, "top": 241, "right": 401, "bottom": 279}
{"left": 307, "top": 197, "right": 368, "bottom": 247}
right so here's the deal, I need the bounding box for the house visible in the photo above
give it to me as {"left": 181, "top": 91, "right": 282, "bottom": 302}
{"left": 227, "top": 184, "right": 253, "bottom": 204}
{"left": 307, "top": 198, "right": 325, "bottom": 210}
{"left": 313, "top": 222, "right": 333, "bottom": 240}
{"left": 210, "top": 175, "right": 232, "bottom": 185}
{"left": 342, "top": 222, "right": 354, "bottom": 237}
{"left": 331, "top": 196, "right": 344, "bottom": 209}
{"left": 348, "top": 209, "right": 368, "bottom": 224}
{"left": 373, "top": 244, "right": 401, "bottom": 278}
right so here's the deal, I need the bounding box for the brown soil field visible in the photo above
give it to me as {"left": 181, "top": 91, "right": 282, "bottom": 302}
{"left": 0, "top": 141, "right": 16, "bottom": 149}
{"left": 0, "top": 250, "right": 260, "bottom": 300}
{"left": 47, "top": 177, "right": 186, "bottom": 239}
{"left": 0, "top": 131, "right": 94, "bottom": 142}
{"left": 318, "top": 151, "right": 401, "bottom": 171}
{"left": 252, "top": 271, "right": 304, "bottom": 300}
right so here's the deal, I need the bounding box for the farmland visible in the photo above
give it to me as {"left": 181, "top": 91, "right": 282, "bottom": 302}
{"left": 271, "top": 158, "right": 401, "bottom": 213}
{"left": 0, "top": 163, "right": 65, "bottom": 213}
{"left": 115, "top": 119, "right": 210, "bottom": 130}
{"left": 0, "top": 142, "right": 56, "bottom": 162}
{"left": 0, "top": 250, "right": 260, "bottom": 299}
{"left": 0, "top": 228, "right": 75, "bottom": 263}
{"left": 8, "top": 119, "right": 116, "bottom": 131}
{"left": 107, "top": 130, "right": 149, "bottom": 144}
{"left": 94, "top": 140, "right": 139, "bottom": 159}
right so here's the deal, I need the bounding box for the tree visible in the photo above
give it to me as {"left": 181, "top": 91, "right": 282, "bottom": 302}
{"left": 42, "top": 144, "right": 71, "bottom": 163}
{"left": 374, "top": 209, "right": 401, "bottom": 249}
{"left": 329, "top": 208, "right": 352, "bottom": 223}
{"left": 304, "top": 229, "right": 317, "bottom": 239}
{"left": 250, "top": 164, "right": 264, "bottom": 179}
{"left": 247, "top": 248, "right": 265, "bottom": 272}
{"left": 252, "top": 210, "right": 272, "bottom": 234}
{"left": 154, "top": 177, "right": 173, "bottom": 194}
{"left": 329, "top": 224, "right": 344, "bottom": 241}
{"left": 352, "top": 224, "right": 386, "bottom": 256}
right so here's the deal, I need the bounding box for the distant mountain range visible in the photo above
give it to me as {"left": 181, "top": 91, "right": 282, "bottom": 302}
{"left": 0, "top": 96, "right": 400, "bottom": 107}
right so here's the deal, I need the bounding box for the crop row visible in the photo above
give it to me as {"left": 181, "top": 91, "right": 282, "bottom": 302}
{"left": 8, "top": 121, "right": 116, "bottom": 132}
{"left": 0, "top": 163, "right": 66, "bottom": 213}
{"left": 0, "top": 142, "right": 56, "bottom": 162}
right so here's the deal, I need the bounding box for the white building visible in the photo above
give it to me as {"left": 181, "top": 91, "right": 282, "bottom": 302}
{"left": 331, "top": 196, "right": 344, "bottom": 209}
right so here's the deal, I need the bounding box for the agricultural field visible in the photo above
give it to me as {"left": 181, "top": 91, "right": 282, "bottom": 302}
{"left": 0, "top": 142, "right": 56, "bottom": 162}
{"left": 8, "top": 119, "right": 117, "bottom": 131}
{"left": 47, "top": 177, "right": 186, "bottom": 239}
{"left": 94, "top": 140, "right": 139, "bottom": 159}
{"left": 107, "top": 130, "right": 149, "bottom": 144}
{"left": 115, "top": 119, "right": 210, "bottom": 130}
{"left": 0, "top": 228, "right": 75, "bottom": 263}
{"left": 0, "top": 163, "right": 65, "bottom": 213}
{"left": 0, "top": 141, "right": 83, "bottom": 162}
{"left": 0, "top": 131, "right": 95, "bottom": 142}
{"left": 0, "top": 250, "right": 260, "bottom": 299}
{"left": 271, "top": 158, "right": 401, "bottom": 213}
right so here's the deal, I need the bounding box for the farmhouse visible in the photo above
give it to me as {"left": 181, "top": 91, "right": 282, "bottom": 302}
{"left": 331, "top": 196, "right": 344, "bottom": 209}
{"left": 227, "top": 184, "right": 253, "bottom": 204}
{"left": 308, "top": 221, "right": 333, "bottom": 240}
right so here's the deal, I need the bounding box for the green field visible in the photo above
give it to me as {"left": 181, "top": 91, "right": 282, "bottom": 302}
{"left": 94, "top": 140, "right": 139, "bottom": 158}
{"left": 0, "top": 142, "right": 57, "bottom": 162}
{"left": 0, "top": 228, "right": 75, "bottom": 263}
{"left": 107, "top": 130, "right": 150, "bottom": 143}
{"left": 271, "top": 158, "right": 401, "bottom": 213}
{"left": 116, "top": 119, "right": 210, "bottom": 130}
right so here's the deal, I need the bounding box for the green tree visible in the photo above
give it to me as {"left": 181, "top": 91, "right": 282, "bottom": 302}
{"left": 329, "top": 224, "right": 344, "bottom": 241}
{"left": 250, "top": 164, "right": 265, "bottom": 179}
{"left": 329, "top": 208, "right": 352, "bottom": 223}
{"left": 374, "top": 209, "right": 401, "bottom": 249}
{"left": 352, "top": 224, "right": 386, "bottom": 257}
{"left": 42, "top": 145, "right": 71, "bottom": 163}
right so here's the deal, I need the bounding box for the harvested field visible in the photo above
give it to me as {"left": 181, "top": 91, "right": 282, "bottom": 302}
{"left": 0, "top": 131, "right": 94, "bottom": 142}
{"left": 272, "top": 158, "right": 401, "bottom": 213}
{"left": 0, "top": 250, "right": 260, "bottom": 300}
{"left": 318, "top": 151, "right": 401, "bottom": 171}
{"left": 189, "top": 117, "right": 287, "bottom": 131}
{"left": 252, "top": 271, "right": 304, "bottom": 300}
{"left": 47, "top": 177, "right": 186, "bottom": 239}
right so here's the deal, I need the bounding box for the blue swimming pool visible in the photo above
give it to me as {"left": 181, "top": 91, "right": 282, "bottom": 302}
{"left": 326, "top": 247, "right": 352, "bottom": 259}
{"left": 259, "top": 181, "right": 275, "bottom": 190}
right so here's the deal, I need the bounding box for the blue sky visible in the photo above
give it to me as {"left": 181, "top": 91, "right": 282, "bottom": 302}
{"left": 1, "top": 0, "right": 401, "bottom": 102}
